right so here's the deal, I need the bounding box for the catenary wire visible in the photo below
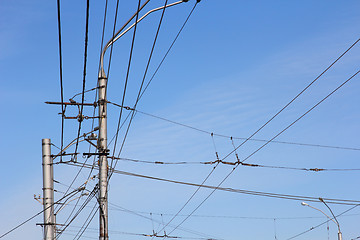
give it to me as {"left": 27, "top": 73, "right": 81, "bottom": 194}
{"left": 165, "top": 69, "right": 360, "bottom": 234}
{"left": 109, "top": 156, "right": 360, "bottom": 172}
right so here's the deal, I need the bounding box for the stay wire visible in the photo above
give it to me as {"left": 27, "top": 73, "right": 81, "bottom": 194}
{"left": 56, "top": 0, "right": 65, "bottom": 162}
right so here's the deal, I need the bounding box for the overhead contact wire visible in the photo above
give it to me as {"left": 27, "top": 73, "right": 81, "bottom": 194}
{"left": 167, "top": 69, "right": 360, "bottom": 234}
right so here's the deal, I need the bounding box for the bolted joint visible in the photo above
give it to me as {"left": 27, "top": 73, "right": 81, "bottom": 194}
{"left": 98, "top": 99, "right": 107, "bottom": 105}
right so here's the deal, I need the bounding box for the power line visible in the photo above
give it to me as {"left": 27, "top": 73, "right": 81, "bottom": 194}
{"left": 110, "top": 0, "right": 143, "bottom": 169}
{"left": 166, "top": 69, "right": 360, "bottom": 234}
{"left": 73, "top": 0, "right": 90, "bottom": 159}
{"left": 56, "top": 0, "right": 65, "bottom": 162}
{"left": 138, "top": 0, "right": 200, "bottom": 100}
{"left": 65, "top": 161, "right": 360, "bottom": 206}
{"left": 111, "top": 0, "right": 170, "bottom": 170}
{"left": 109, "top": 208, "right": 360, "bottom": 220}
{"left": 57, "top": 0, "right": 92, "bottom": 216}
{"left": 56, "top": 186, "right": 99, "bottom": 239}
{"left": 126, "top": 107, "right": 360, "bottom": 151}
{"left": 239, "top": 69, "right": 360, "bottom": 164}
{"left": 223, "top": 37, "right": 360, "bottom": 162}
{"left": 73, "top": 203, "right": 99, "bottom": 240}
{"left": 106, "top": 0, "right": 200, "bottom": 166}
{"left": 0, "top": 188, "right": 82, "bottom": 239}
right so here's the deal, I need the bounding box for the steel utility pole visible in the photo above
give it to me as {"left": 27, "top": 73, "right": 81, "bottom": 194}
{"left": 98, "top": 70, "right": 109, "bottom": 240}
{"left": 42, "top": 139, "right": 56, "bottom": 240}
{"left": 96, "top": 2, "right": 188, "bottom": 239}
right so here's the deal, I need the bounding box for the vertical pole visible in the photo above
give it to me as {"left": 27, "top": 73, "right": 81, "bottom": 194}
{"left": 338, "top": 232, "right": 343, "bottom": 240}
{"left": 98, "top": 71, "right": 109, "bottom": 240}
{"left": 42, "top": 139, "right": 55, "bottom": 240}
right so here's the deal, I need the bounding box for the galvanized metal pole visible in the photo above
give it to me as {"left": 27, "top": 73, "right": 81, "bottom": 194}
{"left": 98, "top": 71, "right": 109, "bottom": 240}
{"left": 42, "top": 138, "right": 55, "bottom": 240}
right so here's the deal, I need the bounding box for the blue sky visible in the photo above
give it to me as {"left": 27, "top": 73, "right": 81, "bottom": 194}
{"left": 1, "top": 0, "right": 360, "bottom": 239}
